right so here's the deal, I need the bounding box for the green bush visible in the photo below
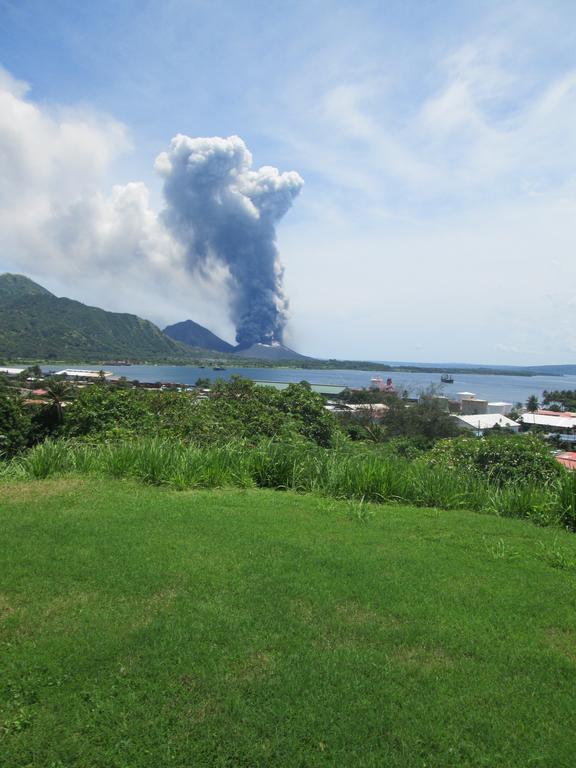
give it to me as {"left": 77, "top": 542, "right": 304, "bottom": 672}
{"left": 423, "top": 435, "right": 563, "bottom": 486}
{"left": 62, "top": 378, "right": 341, "bottom": 448}
{"left": 0, "top": 396, "right": 32, "bottom": 458}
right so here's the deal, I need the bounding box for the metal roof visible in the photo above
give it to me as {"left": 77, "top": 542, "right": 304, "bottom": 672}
{"left": 556, "top": 452, "right": 576, "bottom": 470}
{"left": 519, "top": 413, "right": 576, "bottom": 429}
{"left": 454, "top": 414, "right": 519, "bottom": 430}
{"left": 55, "top": 369, "right": 113, "bottom": 378}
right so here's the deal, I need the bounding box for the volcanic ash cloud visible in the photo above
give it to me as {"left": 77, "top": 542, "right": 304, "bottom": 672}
{"left": 155, "top": 135, "right": 304, "bottom": 348}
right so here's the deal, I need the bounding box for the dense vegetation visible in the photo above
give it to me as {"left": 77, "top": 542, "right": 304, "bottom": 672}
{"left": 2, "top": 436, "right": 574, "bottom": 530}
{"left": 1, "top": 480, "right": 575, "bottom": 767}
{"left": 1, "top": 372, "right": 574, "bottom": 530}
{"left": 0, "top": 273, "right": 201, "bottom": 361}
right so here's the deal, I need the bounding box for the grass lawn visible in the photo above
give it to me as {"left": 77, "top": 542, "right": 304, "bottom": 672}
{"left": 1, "top": 480, "right": 576, "bottom": 767}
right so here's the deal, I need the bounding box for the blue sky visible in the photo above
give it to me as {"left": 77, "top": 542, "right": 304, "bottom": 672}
{"left": 1, "top": 0, "right": 576, "bottom": 363}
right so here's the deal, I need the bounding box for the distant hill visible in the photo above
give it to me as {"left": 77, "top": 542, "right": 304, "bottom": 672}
{"left": 163, "top": 319, "right": 235, "bottom": 354}
{"left": 0, "top": 273, "right": 201, "bottom": 361}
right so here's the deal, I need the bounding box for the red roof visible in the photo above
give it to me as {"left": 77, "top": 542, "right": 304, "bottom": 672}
{"left": 537, "top": 409, "right": 576, "bottom": 418}
{"left": 556, "top": 452, "right": 576, "bottom": 470}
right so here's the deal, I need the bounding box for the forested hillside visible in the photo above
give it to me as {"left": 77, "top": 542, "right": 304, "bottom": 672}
{"left": 0, "top": 273, "right": 201, "bottom": 360}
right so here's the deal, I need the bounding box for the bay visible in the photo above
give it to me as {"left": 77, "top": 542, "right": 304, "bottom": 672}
{"left": 41, "top": 363, "right": 576, "bottom": 405}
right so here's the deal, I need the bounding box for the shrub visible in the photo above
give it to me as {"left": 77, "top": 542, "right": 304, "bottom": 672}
{"left": 0, "top": 396, "right": 32, "bottom": 458}
{"left": 423, "top": 435, "right": 563, "bottom": 486}
{"left": 62, "top": 378, "right": 341, "bottom": 448}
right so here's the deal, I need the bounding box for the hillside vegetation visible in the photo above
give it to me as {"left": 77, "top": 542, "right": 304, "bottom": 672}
{"left": 1, "top": 480, "right": 575, "bottom": 767}
{"left": 0, "top": 273, "right": 201, "bottom": 361}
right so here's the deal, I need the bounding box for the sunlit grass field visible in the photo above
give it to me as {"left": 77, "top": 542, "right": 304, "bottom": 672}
{"left": 1, "top": 479, "right": 576, "bottom": 767}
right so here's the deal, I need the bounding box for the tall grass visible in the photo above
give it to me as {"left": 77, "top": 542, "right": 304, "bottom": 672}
{"left": 3, "top": 438, "right": 573, "bottom": 529}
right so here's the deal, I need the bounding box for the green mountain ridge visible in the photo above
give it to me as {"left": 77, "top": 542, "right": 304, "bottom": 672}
{"left": 0, "top": 273, "right": 54, "bottom": 300}
{"left": 0, "top": 273, "right": 205, "bottom": 361}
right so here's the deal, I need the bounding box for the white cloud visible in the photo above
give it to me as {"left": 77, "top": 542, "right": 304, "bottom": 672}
{"left": 0, "top": 68, "right": 236, "bottom": 340}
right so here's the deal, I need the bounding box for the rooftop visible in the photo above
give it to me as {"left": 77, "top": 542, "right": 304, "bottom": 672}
{"left": 55, "top": 369, "right": 113, "bottom": 379}
{"left": 519, "top": 413, "right": 576, "bottom": 429}
{"left": 454, "top": 413, "right": 520, "bottom": 430}
{"left": 556, "top": 452, "right": 576, "bottom": 470}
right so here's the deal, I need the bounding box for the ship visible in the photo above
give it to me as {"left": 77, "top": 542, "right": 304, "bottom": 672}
{"left": 440, "top": 374, "right": 454, "bottom": 384}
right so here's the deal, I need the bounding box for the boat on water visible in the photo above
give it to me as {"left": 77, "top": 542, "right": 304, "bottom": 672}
{"left": 213, "top": 366, "right": 226, "bottom": 371}
{"left": 441, "top": 374, "right": 454, "bottom": 384}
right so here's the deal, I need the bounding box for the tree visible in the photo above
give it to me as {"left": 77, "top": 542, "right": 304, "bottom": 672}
{"left": 25, "top": 364, "right": 43, "bottom": 379}
{"left": 383, "top": 389, "right": 459, "bottom": 443}
{"left": 542, "top": 389, "right": 576, "bottom": 412}
{"left": 526, "top": 394, "right": 539, "bottom": 413}
{"left": 45, "top": 380, "right": 73, "bottom": 424}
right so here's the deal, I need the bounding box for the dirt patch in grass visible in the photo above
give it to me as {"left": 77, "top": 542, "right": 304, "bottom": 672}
{"left": 293, "top": 597, "right": 404, "bottom": 652}
{"left": 0, "top": 594, "right": 16, "bottom": 620}
{"left": 227, "top": 650, "right": 277, "bottom": 684}
{"left": 186, "top": 697, "right": 220, "bottom": 724}
{"left": 43, "top": 591, "right": 97, "bottom": 621}
{"left": 130, "top": 588, "right": 179, "bottom": 631}
{"left": 546, "top": 628, "right": 576, "bottom": 663}
{"left": 388, "top": 644, "right": 454, "bottom": 672}
{"left": 0, "top": 479, "right": 85, "bottom": 503}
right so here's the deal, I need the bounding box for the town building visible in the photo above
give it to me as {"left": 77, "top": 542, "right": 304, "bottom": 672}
{"left": 453, "top": 413, "right": 520, "bottom": 436}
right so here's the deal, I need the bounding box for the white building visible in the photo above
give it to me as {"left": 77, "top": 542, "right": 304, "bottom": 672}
{"left": 55, "top": 369, "right": 113, "bottom": 379}
{"left": 453, "top": 413, "right": 520, "bottom": 435}
{"left": 487, "top": 401, "right": 513, "bottom": 415}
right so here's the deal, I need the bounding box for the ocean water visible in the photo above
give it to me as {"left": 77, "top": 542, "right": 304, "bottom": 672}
{"left": 42, "top": 364, "right": 576, "bottom": 405}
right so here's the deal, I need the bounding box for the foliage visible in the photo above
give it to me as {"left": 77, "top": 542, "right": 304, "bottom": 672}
{"left": 61, "top": 378, "right": 340, "bottom": 447}
{"left": 382, "top": 390, "right": 460, "bottom": 443}
{"left": 542, "top": 389, "right": 576, "bottom": 412}
{"left": 423, "top": 434, "right": 563, "bottom": 486}
{"left": 0, "top": 273, "right": 197, "bottom": 361}
{"left": 339, "top": 387, "right": 398, "bottom": 404}
{"left": 0, "top": 395, "right": 32, "bottom": 457}
{"left": 526, "top": 394, "right": 539, "bottom": 412}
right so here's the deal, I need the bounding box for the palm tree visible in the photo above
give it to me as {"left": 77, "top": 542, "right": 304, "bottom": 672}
{"left": 45, "top": 380, "right": 73, "bottom": 424}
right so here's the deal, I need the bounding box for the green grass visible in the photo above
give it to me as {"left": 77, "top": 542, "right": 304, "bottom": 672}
{"left": 4, "top": 438, "right": 576, "bottom": 529}
{"left": 1, "top": 480, "right": 576, "bottom": 766}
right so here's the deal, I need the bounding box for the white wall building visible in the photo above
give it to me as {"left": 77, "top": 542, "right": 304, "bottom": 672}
{"left": 453, "top": 413, "right": 520, "bottom": 435}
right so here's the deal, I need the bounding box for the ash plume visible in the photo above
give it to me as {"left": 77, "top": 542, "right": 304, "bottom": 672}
{"left": 155, "top": 135, "right": 303, "bottom": 348}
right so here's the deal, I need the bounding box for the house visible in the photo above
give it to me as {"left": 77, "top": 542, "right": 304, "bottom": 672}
{"left": 0, "top": 367, "right": 25, "bottom": 376}
{"left": 453, "top": 413, "right": 520, "bottom": 435}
